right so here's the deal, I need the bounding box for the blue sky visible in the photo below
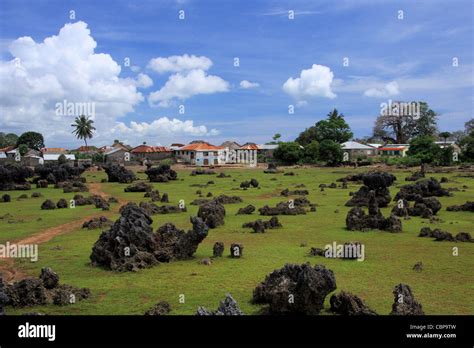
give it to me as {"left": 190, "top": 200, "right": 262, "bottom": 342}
{"left": 0, "top": 0, "right": 473, "bottom": 147}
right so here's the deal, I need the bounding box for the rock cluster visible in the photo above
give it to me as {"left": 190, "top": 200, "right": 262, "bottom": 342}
{"left": 138, "top": 202, "right": 186, "bottom": 215}
{"left": 1, "top": 268, "right": 90, "bottom": 307}
{"left": 90, "top": 203, "right": 208, "bottom": 271}
{"left": 34, "top": 164, "right": 85, "bottom": 184}
{"left": 197, "top": 200, "right": 226, "bottom": 228}
{"left": 41, "top": 199, "right": 56, "bottom": 210}
{"left": 418, "top": 227, "right": 473, "bottom": 242}
{"left": 196, "top": 294, "right": 244, "bottom": 316}
{"left": 242, "top": 217, "right": 282, "bottom": 233}
{"left": 82, "top": 216, "right": 112, "bottom": 230}
{"left": 124, "top": 182, "right": 153, "bottom": 192}
{"left": 280, "top": 188, "right": 309, "bottom": 196}
{"left": 190, "top": 169, "right": 215, "bottom": 176}
{"left": 346, "top": 191, "right": 402, "bottom": 232}
{"left": 0, "top": 164, "right": 35, "bottom": 190}
{"left": 259, "top": 202, "right": 306, "bottom": 216}
{"left": 240, "top": 178, "right": 259, "bottom": 189}
{"left": 394, "top": 178, "right": 450, "bottom": 201}
{"left": 104, "top": 164, "right": 136, "bottom": 183}
{"left": 390, "top": 283, "right": 424, "bottom": 315}
{"left": 329, "top": 291, "right": 377, "bottom": 315}
{"left": 447, "top": 201, "right": 474, "bottom": 212}
{"left": 252, "top": 263, "right": 336, "bottom": 314}
{"left": 237, "top": 204, "right": 256, "bottom": 215}
{"left": 263, "top": 163, "right": 282, "bottom": 174}
{"left": 345, "top": 172, "right": 396, "bottom": 208}
{"left": 145, "top": 164, "right": 178, "bottom": 182}
{"left": 144, "top": 301, "right": 171, "bottom": 315}
{"left": 213, "top": 242, "right": 224, "bottom": 257}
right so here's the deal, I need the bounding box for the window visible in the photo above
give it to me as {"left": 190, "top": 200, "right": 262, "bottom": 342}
{"left": 213, "top": 151, "right": 218, "bottom": 156}
{"left": 203, "top": 152, "right": 209, "bottom": 156}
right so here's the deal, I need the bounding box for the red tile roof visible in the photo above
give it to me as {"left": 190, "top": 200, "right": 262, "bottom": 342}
{"left": 379, "top": 147, "right": 406, "bottom": 151}
{"left": 131, "top": 145, "right": 171, "bottom": 153}
{"left": 41, "top": 147, "right": 66, "bottom": 153}
{"left": 239, "top": 144, "right": 259, "bottom": 150}
{"left": 179, "top": 143, "right": 224, "bottom": 151}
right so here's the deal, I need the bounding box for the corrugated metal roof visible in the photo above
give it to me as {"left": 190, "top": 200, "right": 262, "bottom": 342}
{"left": 131, "top": 145, "right": 171, "bottom": 153}
{"left": 341, "top": 141, "right": 375, "bottom": 150}
{"left": 43, "top": 154, "right": 75, "bottom": 161}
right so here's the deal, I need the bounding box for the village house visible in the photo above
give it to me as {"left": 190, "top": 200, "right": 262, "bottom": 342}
{"left": 234, "top": 143, "right": 259, "bottom": 167}
{"left": 378, "top": 144, "right": 410, "bottom": 157}
{"left": 130, "top": 145, "right": 172, "bottom": 163}
{"left": 341, "top": 141, "right": 378, "bottom": 161}
{"left": 104, "top": 147, "right": 130, "bottom": 163}
{"left": 257, "top": 144, "right": 278, "bottom": 160}
{"left": 41, "top": 147, "right": 67, "bottom": 155}
{"left": 175, "top": 143, "right": 226, "bottom": 166}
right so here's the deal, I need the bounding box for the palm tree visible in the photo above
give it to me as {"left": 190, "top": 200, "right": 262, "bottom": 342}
{"left": 71, "top": 115, "right": 96, "bottom": 147}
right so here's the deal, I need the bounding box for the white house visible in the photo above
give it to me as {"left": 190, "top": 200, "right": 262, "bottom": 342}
{"left": 175, "top": 143, "right": 226, "bottom": 166}
{"left": 341, "top": 141, "right": 378, "bottom": 161}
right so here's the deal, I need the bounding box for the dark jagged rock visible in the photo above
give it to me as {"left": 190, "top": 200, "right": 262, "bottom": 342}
{"left": 337, "top": 174, "right": 364, "bottom": 183}
{"left": 259, "top": 201, "right": 306, "bottom": 216}
{"left": 213, "top": 242, "right": 224, "bottom": 257}
{"left": 144, "top": 301, "right": 171, "bottom": 315}
{"left": 284, "top": 171, "right": 295, "bottom": 176}
{"left": 250, "top": 178, "right": 259, "bottom": 188}
{"left": 263, "top": 163, "right": 282, "bottom": 174}
{"left": 90, "top": 203, "right": 207, "bottom": 271}
{"left": 154, "top": 217, "right": 208, "bottom": 262}
{"left": 345, "top": 172, "right": 396, "bottom": 208}
{"left": 160, "top": 193, "right": 169, "bottom": 203}
{"left": 82, "top": 216, "right": 112, "bottom": 230}
{"left": 217, "top": 172, "right": 230, "bottom": 178}
{"left": 190, "top": 198, "right": 210, "bottom": 206}
{"left": 196, "top": 294, "right": 244, "bottom": 316}
{"left": 144, "top": 189, "right": 160, "bottom": 201}
{"left": 418, "top": 227, "right": 471, "bottom": 242}
{"left": 3, "top": 268, "right": 90, "bottom": 307}
{"left": 104, "top": 164, "right": 136, "bottom": 183}
{"left": 230, "top": 243, "right": 243, "bottom": 258}
{"left": 145, "top": 164, "right": 177, "bottom": 182}
{"left": 390, "top": 284, "right": 424, "bottom": 315}
{"left": 346, "top": 191, "right": 402, "bottom": 232}
{"left": 408, "top": 196, "right": 442, "bottom": 218}
{"left": 405, "top": 164, "right": 426, "bottom": 181}
{"left": 40, "top": 267, "right": 59, "bottom": 289}
{"left": 329, "top": 291, "right": 377, "bottom": 315}
{"left": 41, "top": 199, "right": 56, "bottom": 210}
{"left": 240, "top": 181, "right": 250, "bottom": 189}
{"left": 394, "top": 178, "right": 450, "bottom": 201}
{"left": 447, "top": 201, "right": 474, "bottom": 212}
{"left": 62, "top": 180, "right": 88, "bottom": 193}
{"left": 237, "top": 205, "right": 255, "bottom": 215}
{"left": 31, "top": 192, "right": 43, "bottom": 198}
{"left": 242, "top": 217, "right": 282, "bottom": 233}
{"left": 124, "top": 182, "right": 153, "bottom": 192}
{"left": 36, "top": 180, "right": 48, "bottom": 188}
{"left": 281, "top": 189, "right": 309, "bottom": 196}
{"left": 56, "top": 198, "right": 68, "bottom": 209}
{"left": 391, "top": 198, "right": 409, "bottom": 217}
{"left": 1, "top": 194, "right": 11, "bottom": 203}
{"left": 138, "top": 201, "right": 186, "bottom": 215}
{"left": 455, "top": 232, "right": 474, "bottom": 242}
{"left": 191, "top": 169, "right": 215, "bottom": 176}
{"left": 0, "top": 278, "right": 9, "bottom": 315}
{"left": 197, "top": 200, "right": 226, "bottom": 228}
{"left": 206, "top": 192, "right": 213, "bottom": 197}
{"left": 309, "top": 247, "right": 325, "bottom": 256}
{"left": 252, "top": 263, "right": 336, "bottom": 315}
{"left": 214, "top": 195, "right": 243, "bottom": 204}
{"left": 413, "top": 262, "right": 423, "bottom": 272}
{"left": 34, "top": 163, "right": 84, "bottom": 184}
{"left": 90, "top": 203, "right": 158, "bottom": 272}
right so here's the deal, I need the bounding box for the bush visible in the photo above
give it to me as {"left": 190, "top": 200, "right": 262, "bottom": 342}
{"left": 407, "top": 136, "right": 440, "bottom": 164}
{"left": 319, "top": 140, "right": 343, "bottom": 166}
{"left": 273, "top": 142, "right": 304, "bottom": 165}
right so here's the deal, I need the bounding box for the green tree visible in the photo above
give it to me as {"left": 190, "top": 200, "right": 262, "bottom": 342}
{"left": 273, "top": 142, "right": 304, "bottom": 165}
{"left": 18, "top": 144, "right": 28, "bottom": 156}
{"left": 303, "top": 140, "right": 320, "bottom": 163}
{"left": 465, "top": 118, "right": 474, "bottom": 134}
{"left": 71, "top": 115, "right": 96, "bottom": 147}
{"left": 272, "top": 133, "right": 281, "bottom": 142}
{"left": 438, "top": 131, "right": 451, "bottom": 143}
{"left": 407, "top": 136, "right": 440, "bottom": 163}
{"left": 16, "top": 131, "right": 45, "bottom": 150}
{"left": 319, "top": 139, "right": 343, "bottom": 166}
{"left": 58, "top": 154, "right": 68, "bottom": 165}
{"left": 0, "top": 133, "right": 18, "bottom": 148}
{"left": 460, "top": 131, "right": 474, "bottom": 162}
{"left": 296, "top": 109, "right": 353, "bottom": 145}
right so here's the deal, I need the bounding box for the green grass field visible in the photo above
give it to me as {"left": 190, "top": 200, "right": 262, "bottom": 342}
{"left": 1, "top": 166, "right": 473, "bottom": 315}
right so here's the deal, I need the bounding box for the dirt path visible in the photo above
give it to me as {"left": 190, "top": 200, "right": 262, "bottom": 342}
{"left": 0, "top": 182, "right": 125, "bottom": 283}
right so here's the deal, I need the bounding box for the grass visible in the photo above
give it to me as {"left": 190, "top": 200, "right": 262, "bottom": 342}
{"left": 2, "top": 166, "right": 474, "bottom": 315}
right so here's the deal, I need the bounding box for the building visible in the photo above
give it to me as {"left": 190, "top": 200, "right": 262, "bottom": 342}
{"left": 258, "top": 144, "right": 278, "bottom": 159}
{"left": 73, "top": 145, "right": 99, "bottom": 154}
{"left": 104, "top": 147, "right": 130, "bottom": 163}
{"left": 378, "top": 144, "right": 410, "bottom": 157}
{"left": 43, "top": 154, "right": 76, "bottom": 163}
{"left": 175, "top": 143, "right": 226, "bottom": 166}
{"left": 130, "top": 145, "right": 172, "bottom": 163}
{"left": 169, "top": 143, "right": 185, "bottom": 151}
{"left": 235, "top": 143, "right": 259, "bottom": 167}
{"left": 41, "top": 147, "right": 67, "bottom": 155}
{"left": 341, "top": 141, "right": 378, "bottom": 161}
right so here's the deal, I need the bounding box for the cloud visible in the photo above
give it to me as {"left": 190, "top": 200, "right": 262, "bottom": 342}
{"left": 135, "top": 73, "right": 153, "bottom": 88}
{"left": 282, "top": 64, "right": 337, "bottom": 103}
{"left": 110, "top": 117, "right": 219, "bottom": 144}
{"left": 148, "top": 69, "right": 229, "bottom": 107}
{"left": 364, "top": 81, "right": 400, "bottom": 98}
{"left": 240, "top": 80, "right": 260, "bottom": 89}
{"left": 0, "top": 21, "right": 145, "bottom": 145}
{"left": 147, "top": 54, "right": 212, "bottom": 73}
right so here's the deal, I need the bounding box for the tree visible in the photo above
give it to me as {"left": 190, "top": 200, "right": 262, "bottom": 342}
{"left": 273, "top": 142, "right": 304, "bottom": 165}
{"left": 319, "top": 139, "right": 343, "bottom": 166}
{"left": 58, "top": 154, "right": 68, "bottom": 165}
{"left": 272, "top": 133, "right": 281, "bottom": 142}
{"left": 407, "top": 136, "right": 440, "bottom": 163}
{"left": 451, "top": 130, "right": 467, "bottom": 145}
{"left": 71, "top": 115, "right": 96, "bottom": 147}
{"left": 460, "top": 131, "right": 474, "bottom": 162}
{"left": 373, "top": 101, "right": 437, "bottom": 143}
{"left": 16, "top": 131, "right": 45, "bottom": 150}
{"left": 296, "top": 109, "right": 353, "bottom": 146}
{"left": 0, "top": 133, "right": 18, "bottom": 148}
{"left": 465, "top": 118, "right": 474, "bottom": 134}
{"left": 18, "top": 144, "right": 28, "bottom": 156}
{"left": 438, "top": 131, "right": 451, "bottom": 143}
{"left": 303, "top": 140, "right": 320, "bottom": 163}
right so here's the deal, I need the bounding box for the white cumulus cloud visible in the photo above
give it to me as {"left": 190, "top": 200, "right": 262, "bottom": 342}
{"left": 148, "top": 69, "right": 229, "bottom": 107}
{"left": 364, "top": 81, "right": 400, "bottom": 98}
{"left": 147, "top": 54, "right": 212, "bottom": 73}
{"left": 240, "top": 80, "right": 260, "bottom": 89}
{"left": 282, "top": 64, "right": 337, "bottom": 103}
